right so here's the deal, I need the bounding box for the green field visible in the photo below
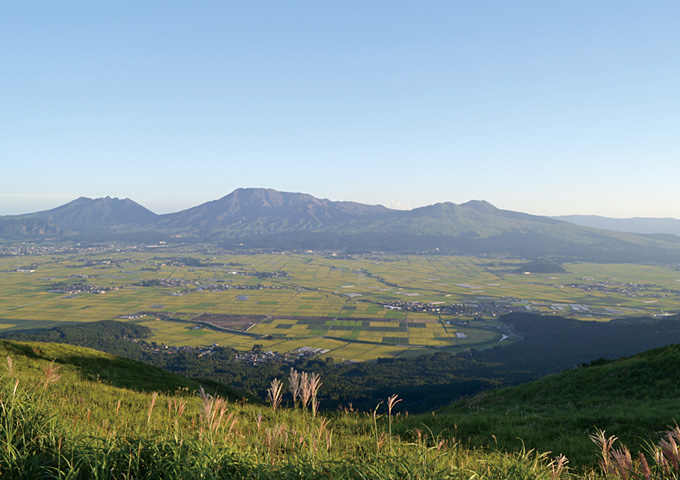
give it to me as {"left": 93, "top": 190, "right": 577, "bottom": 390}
{"left": 1, "top": 249, "right": 679, "bottom": 359}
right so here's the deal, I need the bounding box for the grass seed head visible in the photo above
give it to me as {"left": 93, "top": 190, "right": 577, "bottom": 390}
{"left": 6, "top": 356, "right": 13, "bottom": 376}
{"left": 611, "top": 446, "right": 633, "bottom": 480}
{"left": 638, "top": 452, "right": 651, "bottom": 480}
{"left": 198, "top": 386, "right": 228, "bottom": 436}
{"left": 288, "top": 368, "right": 301, "bottom": 404}
{"left": 43, "top": 359, "right": 61, "bottom": 389}
{"left": 268, "top": 378, "right": 283, "bottom": 412}
{"left": 387, "top": 394, "right": 401, "bottom": 416}
{"left": 147, "top": 391, "right": 158, "bottom": 423}
{"left": 589, "top": 429, "right": 617, "bottom": 473}
{"left": 550, "top": 454, "right": 569, "bottom": 480}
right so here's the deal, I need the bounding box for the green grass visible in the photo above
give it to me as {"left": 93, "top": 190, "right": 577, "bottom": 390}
{"left": 1, "top": 339, "right": 678, "bottom": 478}
{"left": 408, "top": 342, "right": 680, "bottom": 467}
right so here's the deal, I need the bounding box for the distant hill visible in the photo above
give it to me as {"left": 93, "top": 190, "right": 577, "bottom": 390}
{"left": 514, "top": 258, "right": 566, "bottom": 274}
{"left": 555, "top": 214, "right": 680, "bottom": 237}
{"left": 0, "top": 217, "right": 63, "bottom": 237}
{"left": 3, "top": 188, "right": 680, "bottom": 262}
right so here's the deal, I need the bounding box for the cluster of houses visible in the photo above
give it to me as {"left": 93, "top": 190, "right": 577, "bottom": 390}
{"left": 233, "top": 345, "right": 330, "bottom": 365}
{"left": 49, "top": 282, "right": 117, "bottom": 295}
{"left": 1, "top": 243, "right": 114, "bottom": 257}
{"left": 192, "top": 282, "right": 286, "bottom": 293}
{"left": 132, "top": 336, "right": 329, "bottom": 366}
{"left": 14, "top": 263, "right": 38, "bottom": 273}
{"left": 233, "top": 349, "right": 289, "bottom": 365}
{"left": 568, "top": 281, "right": 677, "bottom": 299}
{"left": 132, "top": 338, "right": 201, "bottom": 356}
{"left": 380, "top": 298, "right": 532, "bottom": 317}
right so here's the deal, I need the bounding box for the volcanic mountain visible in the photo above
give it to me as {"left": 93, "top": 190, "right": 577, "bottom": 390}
{"left": 16, "top": 196, "right": 158, "bottom": 231}
{"left": 153, "top": 188, "right": 392, "bottom": 235}
{"left": 2, "top": 188, "right": 679, "bottom": 262}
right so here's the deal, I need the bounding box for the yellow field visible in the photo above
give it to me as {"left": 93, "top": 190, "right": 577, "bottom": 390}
{"left": 1, "top": 250, "right": 679, "bottom": 359}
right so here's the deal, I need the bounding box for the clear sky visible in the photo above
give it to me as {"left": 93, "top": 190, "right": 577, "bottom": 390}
{"left": 2, "top": 1, "right": 679, "bottom": 218}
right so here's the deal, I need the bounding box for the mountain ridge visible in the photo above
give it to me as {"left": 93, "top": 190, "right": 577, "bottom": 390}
{"left": 2, "top": 188, "right": 680, "bottom": 262}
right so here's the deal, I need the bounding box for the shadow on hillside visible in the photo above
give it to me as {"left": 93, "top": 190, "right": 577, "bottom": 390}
{"left": 58, "top": 352, "right": 257, "bottom": 401}
{"left": 2, "top": 341, "right": 46, "bottom": 360}
{"left": 55, "top": 353, "right": 198, "bottom": 394}
{"left": 0, "top": 341, "right": 247, "bottom": 400}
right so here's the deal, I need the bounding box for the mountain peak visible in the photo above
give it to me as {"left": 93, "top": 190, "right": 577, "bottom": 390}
{"left": 159, "top": 188, "right": 392, "bottom": 234}
{"left": 22, "top": 196, "right": 158, "bottom": 229}
{"left": 3, "top": 189, "right": 680, "bottom": 263}
{"left": 460, "top": 200, "right": 499, "bottom": 213}
{"left": 225, "top": 188, "right": 305, "bottom": 208}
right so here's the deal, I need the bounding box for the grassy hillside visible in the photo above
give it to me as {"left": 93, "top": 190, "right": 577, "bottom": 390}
{"left": 0, "top": 340, "right": 255, "bottom": 402}
{"left": 2, "top": 339, "right": 680, "bottom": 478}
{"left": 414, "top": 343, "right": 680, "bottom": 466}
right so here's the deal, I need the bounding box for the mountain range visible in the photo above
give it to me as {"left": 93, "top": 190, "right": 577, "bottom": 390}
{"left": 2, "top": 188, "right": 680, "bottom": 262}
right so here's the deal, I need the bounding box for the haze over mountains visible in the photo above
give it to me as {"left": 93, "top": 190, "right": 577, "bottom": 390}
{"left": 554, "top": 214, "right": 680, "bottom": 238}
{"left": 2, "top": 188, "right": 680, "bottom": 262}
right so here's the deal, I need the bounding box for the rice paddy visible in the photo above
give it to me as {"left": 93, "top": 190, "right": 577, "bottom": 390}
{"left": 1, "top": 249, "right": 679, "bottom": 360}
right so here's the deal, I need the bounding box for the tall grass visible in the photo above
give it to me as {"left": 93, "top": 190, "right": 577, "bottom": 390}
{"left": 0, "top": 345, "right": 673, "bottom": 479}
{"left": 591, "top": 427, "right": 680, "bottom": 479}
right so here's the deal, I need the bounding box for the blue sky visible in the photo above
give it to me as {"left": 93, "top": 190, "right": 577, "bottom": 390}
{"left": 2, "top": 2, "right": 679, "bottom": 218}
